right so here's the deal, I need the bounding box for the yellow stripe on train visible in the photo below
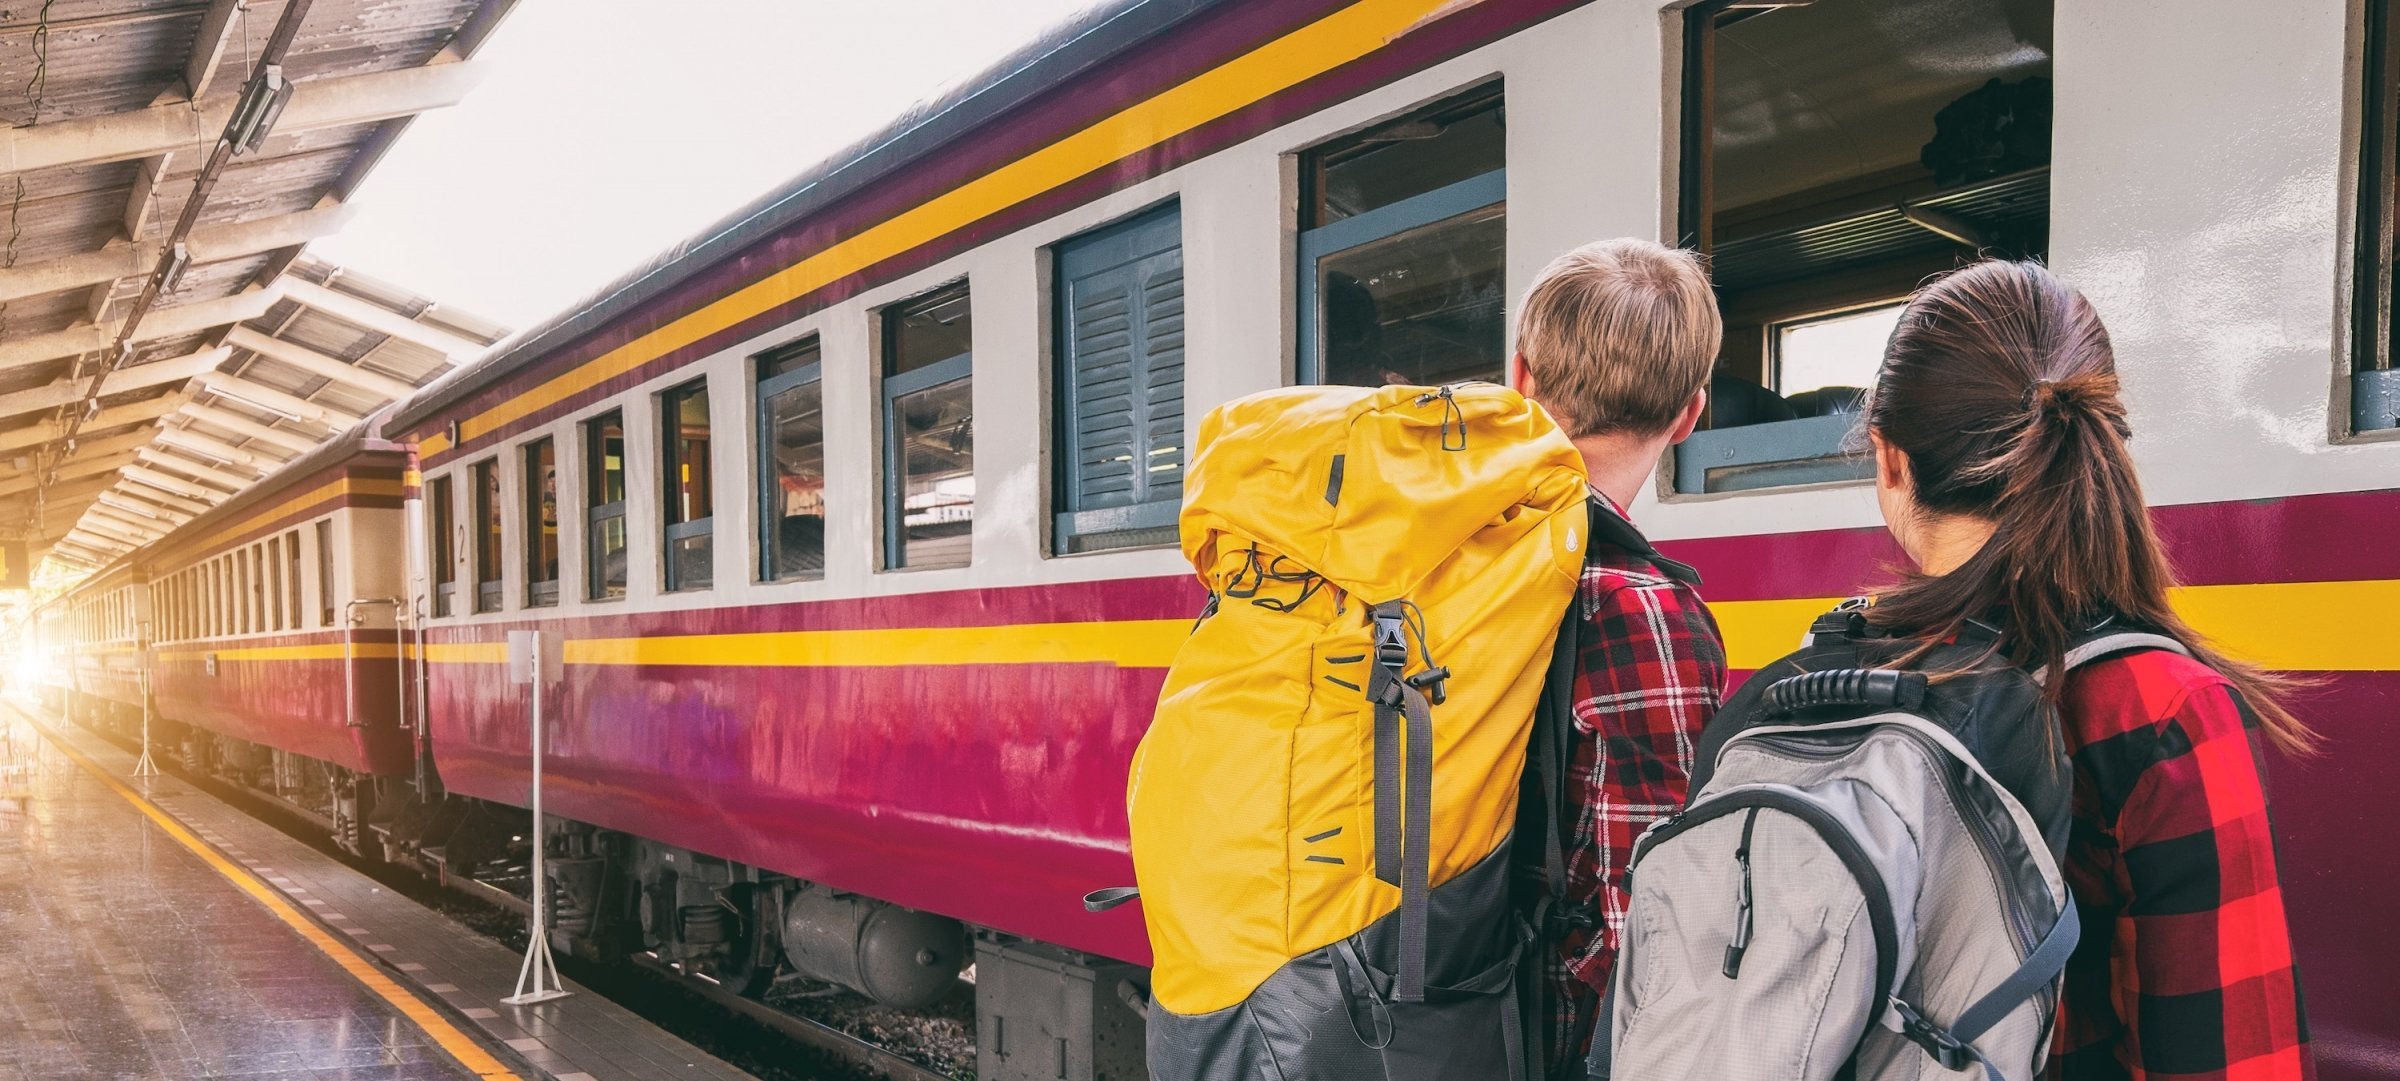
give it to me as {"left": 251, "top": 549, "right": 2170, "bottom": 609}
{"left": 1710, "top": 580, "right": 2400, "bottom": 672}
{"left": 162, "top": 579, "right": 2392, "bottom": 672}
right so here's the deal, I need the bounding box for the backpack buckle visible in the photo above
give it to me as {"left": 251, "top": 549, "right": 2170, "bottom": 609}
{"left": 1372, "top": 611, "right": 1409, "bottom": 668}
{"left": 1888, "top": 997, "right": 1972, "bottom": 1071}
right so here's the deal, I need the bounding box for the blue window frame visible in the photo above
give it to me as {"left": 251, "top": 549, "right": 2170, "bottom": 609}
{"left": 1298, "top": 83, "right": 1507, "bottom": 387}
{"left": 756, "top": 338, "right": 827, "bottom": 581}
{"left": 660, "top": 380, "right": 714, "bottom": 592}
{"left": 1670, "top": 0, "right": 2052, "bottom": 492}
{"left": 1053, "top": 202, "right": 1185, "bottom": 554}
{"left": 882, "top": 283, "right": 974, "bottom": 571}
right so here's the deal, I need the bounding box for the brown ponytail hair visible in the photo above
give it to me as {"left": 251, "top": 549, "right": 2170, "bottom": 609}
{"left": 1864, "top": 260, "right": 2314, "bottom": 753}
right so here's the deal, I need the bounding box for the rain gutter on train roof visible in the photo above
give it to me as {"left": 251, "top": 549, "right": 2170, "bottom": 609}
{"left": 388, "top": 0, "right": 1228, "bottom": 434}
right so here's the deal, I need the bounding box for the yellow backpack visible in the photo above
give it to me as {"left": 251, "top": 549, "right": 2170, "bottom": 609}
{"left": 1122, "top": 382, "right": 1588, "bottom": 1080}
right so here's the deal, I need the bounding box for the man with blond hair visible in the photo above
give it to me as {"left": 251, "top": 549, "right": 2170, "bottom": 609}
{"left": 1507, "top": 238, "right": 1728, "bottom": 1075}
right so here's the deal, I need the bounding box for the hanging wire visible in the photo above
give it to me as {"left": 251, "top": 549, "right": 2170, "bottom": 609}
{"left": 21, "top": 0, "right": 55, "bottom": 117}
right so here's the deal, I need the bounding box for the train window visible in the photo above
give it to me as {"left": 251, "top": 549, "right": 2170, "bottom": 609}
{"left": 660, "top": 380, "right": 715, "bottom": 592}
{"left": 882, "top": 283, "right": 974, "bottom": 570}
{"left": 585, "top": 411, "right": 628, "bottom": 599}
{"left": 252, "top": 545, "right": 267, "bottom": 632}
{"left": 237, "top": 551, "right": 252, "bottom": 634}
{"left": 1672, "top": 0, "right": 2052, "bottom": 493}
{"left": 266, "top": 537, "right": 285, "bottom": 632}
{"left": 286, "top": 531, "right": 302, "bottom": 628}
{"left": 316, "top": 521, "right": 334, "bottom": 626}
{"left": 756, "top": 339, "right": 826, "bottom": 582}
{"left": 523, "top": 438, "right": 560, "bottom": 606}
{"left": 1299, "top": 83, "right": 1506, "bottom": 387}
{"left": 1053, "top": 203, "right": 1185, "bottom": 555}
{"left": 430, "top": 475, "right": 457, "bottom": 617}
{"left": 2357, "top": 0, "right": 2400, "bottom": 432}
{"left": 472, "top": 459, "right": 503, "bottom": 612}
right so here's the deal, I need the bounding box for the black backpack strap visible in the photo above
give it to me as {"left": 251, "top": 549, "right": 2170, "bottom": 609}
{"left": 1887, "top": 903, "right": 2081, "bottom": 1081}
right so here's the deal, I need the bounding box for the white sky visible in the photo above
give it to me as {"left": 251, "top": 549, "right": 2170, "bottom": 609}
{"left": 314, "top": 0, "right": 1101, "bottom": 330}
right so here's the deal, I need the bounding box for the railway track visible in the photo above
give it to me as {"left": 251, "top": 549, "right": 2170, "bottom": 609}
{"left": 98, "top": 729, "right": 961, "bottom": 1081}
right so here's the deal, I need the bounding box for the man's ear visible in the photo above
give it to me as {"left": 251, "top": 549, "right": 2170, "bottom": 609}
{"left": 1507, "top": 352, "right": 1534, "bottom": 397}
{"left": 1665, "top": 385, "right": 1708, "bottom": 444}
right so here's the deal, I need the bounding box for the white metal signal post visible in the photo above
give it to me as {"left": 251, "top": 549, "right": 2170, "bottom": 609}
{"left": 505, "top": 629, "right": 571, "bottom": 1005}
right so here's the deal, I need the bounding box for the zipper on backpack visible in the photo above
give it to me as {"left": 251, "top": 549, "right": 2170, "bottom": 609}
{"left": 1721, "top": 807, "right": 1760, "bottom": 979}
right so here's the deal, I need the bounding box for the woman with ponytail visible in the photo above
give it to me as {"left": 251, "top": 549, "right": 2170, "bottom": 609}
{"left": 1863, "top": 260, "right": 2313, "bottom": 1079}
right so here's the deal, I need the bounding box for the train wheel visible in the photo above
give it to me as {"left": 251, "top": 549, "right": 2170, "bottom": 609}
{"left": 716, "top": 883, "right": 779, "bottom": 998}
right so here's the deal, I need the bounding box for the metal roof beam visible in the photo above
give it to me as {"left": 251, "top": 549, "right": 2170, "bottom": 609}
{"left": 0, "top": 473, "right": 118, "bottom": 513}
{"left": 194, "top": 372, "right": 363, "bottom": 427}
{"left": 0, "top": 61, "right": 486, "bottom": 176}
{"left": 98, "top": 492, "right": 191, "bottom": 525}
{"left": 174, "top": 402, "right": 324, "bottom": 455}
{"left": 226, "top": 326, "right": 415, "bottom": 400}
{"left": 156, "top": 424, "right": 294, "bottom": 471}
{"left": 0, "top": 347, "right": 231, "bottom": 423}
{"left": 136, "top": 446, "right": 258, "bottom": 490}
{"left": 88, "top": 504, "right": 171, "bottom": 538}
{"left": 183, "top": 0, "right": 246, "bottom": 101}
{"left": 0, "top": 450, "right": 142, "bottom": 497}
{"left": 0, "top": 207, "right": 351, "bottom": 304}
{"left": 0, "top": 289, "right": 280, "bottom": 372}
{"left": 108, "top": 482, "right": 212, "bottom": 517}
{"left": 85, "top": 518, "right": 156, "bottom": 544}
{"left": 0, "top": 390, "right": 191, "bottom": 455}
{"left": 122, "top": 465, "right": 231, "bottom": 504}
{"left": 281, "top": 277, "right": 486, "bottom": 357}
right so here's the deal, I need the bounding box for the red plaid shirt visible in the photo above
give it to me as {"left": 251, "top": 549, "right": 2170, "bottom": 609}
{"left": 2051, "top": 650, "right": 2313, "bottom": 1080}
{"left": 1544, "top": 493, "right": 1726, "bottom": 1070}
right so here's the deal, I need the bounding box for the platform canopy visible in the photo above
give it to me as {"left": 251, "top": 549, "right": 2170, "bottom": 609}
{"left": 0, "top": 0, "right": 516, "bottom": 584}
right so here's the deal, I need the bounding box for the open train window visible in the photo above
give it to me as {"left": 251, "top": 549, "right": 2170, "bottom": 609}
{"left": 2356, "top": 0, "right": 2400, "bottom": 432}
{"left": 1300, "top": 82, "right": 1506, "bottom": 387}
{"left": 523, "top": 438, "right": 559, "bottom": 606}
{"left": 882, "top": 283, "right": 974, "bottom": 571}
{"left": 757, "top": 339, "right": 826, "bottom": 582}
{"left": 430, "top": 475, "right": 456, "bottom": 617}
{"left": 660, "top": 380, "right": 715, "bottom": 592}
{"left": 286, "top": 531, "right": 302, "bottom": 629}
{"left": 266, "top": 537, "right": 284, "bottom": 632}
{"left": 315, "top": 521, "right": 334, "bottom": 627}
{"left": 585, "top": 412, "right": 628, "bottom": 599}
{"left": 1672, "top": 0, "right": 2053, "bottom": 494}
{"left": 1054, "top": 203, "right": 1184, "bottom": 554}
{"left": 472, "top": 459, "right": 503, "bottom": 612}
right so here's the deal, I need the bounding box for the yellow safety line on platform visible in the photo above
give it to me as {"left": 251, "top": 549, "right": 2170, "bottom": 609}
{"left": 14, "top": 709, "right": 524, "bottom": 1081}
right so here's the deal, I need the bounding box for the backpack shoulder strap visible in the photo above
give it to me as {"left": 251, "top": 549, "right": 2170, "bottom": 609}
{"left": 2061, "top": 630, "right": 2190, "bottom": 674}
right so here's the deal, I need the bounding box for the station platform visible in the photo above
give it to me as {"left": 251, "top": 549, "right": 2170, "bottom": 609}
{"left": 0, "top": 699, "right": 758, "bottom": 1081}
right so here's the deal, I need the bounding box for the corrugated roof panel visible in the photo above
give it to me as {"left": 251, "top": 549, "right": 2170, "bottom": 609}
{"left": 0, "top": 8, "right": 201, "bottom": 126}
{"left": 286, "top": 0, "right": 482, "bottom": 76}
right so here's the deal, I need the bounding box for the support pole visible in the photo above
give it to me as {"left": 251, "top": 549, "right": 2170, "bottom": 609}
{"left": 504, "top": 628, "right": 569, "bottom": 1005}
{"left": 132, "top": 664, "right": 160, "bottom": 777}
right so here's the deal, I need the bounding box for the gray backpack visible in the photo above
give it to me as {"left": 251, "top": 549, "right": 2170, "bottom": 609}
{"left": 1594, "top": 608, "right": 2184, "bottom": 1081}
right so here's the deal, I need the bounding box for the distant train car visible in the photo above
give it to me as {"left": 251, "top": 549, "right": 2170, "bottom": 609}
{"left": 44, "top": 562, "right": 148, "bottom": 729}
{"left": 141, "top": 426, "right": 418, "bottom": 850}
{"left": 43, "top": 0, "right": 2400, "bottom": 1077}
{"left": 47, "top": 425, "right": 419, "bottom": 852}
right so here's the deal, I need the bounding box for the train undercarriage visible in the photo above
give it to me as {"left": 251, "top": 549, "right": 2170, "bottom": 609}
{"left": 47, "top": 686, "right": 1150, "bottom": 1081}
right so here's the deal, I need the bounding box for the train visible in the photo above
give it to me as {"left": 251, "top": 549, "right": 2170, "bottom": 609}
{"left": 23, "top": 0, "right": 2399, "bottom": 1078}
